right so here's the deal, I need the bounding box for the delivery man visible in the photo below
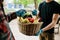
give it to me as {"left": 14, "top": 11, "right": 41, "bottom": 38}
{"left": 0, "top": 0, "right": 26, "bottom": 40}
{"left": 34, "top": 0, "right": 60, "bottom": 40}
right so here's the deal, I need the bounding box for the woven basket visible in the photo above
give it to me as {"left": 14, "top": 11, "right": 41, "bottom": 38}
{"left": 18, "top": 22, "right": 43, "bottom": 36}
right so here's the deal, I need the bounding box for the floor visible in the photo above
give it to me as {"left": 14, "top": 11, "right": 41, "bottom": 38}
{"left": 9, "top": 19, "right": 60, "bottom": 40}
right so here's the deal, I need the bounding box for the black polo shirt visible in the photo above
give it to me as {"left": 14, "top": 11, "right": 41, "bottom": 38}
{"left": 38, "top": 1, "right": 60, "bottom": 33}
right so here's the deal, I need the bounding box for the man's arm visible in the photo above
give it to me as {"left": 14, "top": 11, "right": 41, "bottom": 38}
{"left": 42, "top": 13, "right": 59, "bottom": 32}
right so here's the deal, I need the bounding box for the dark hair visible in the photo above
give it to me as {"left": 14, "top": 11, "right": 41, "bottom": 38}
{"left": 0, "top": 0, "right": 4, "bottom": 2}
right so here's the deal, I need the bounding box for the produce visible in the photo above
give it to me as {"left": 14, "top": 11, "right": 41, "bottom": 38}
{"left": 19, "top": 17, "right": 30, "bottom": 23}
{"left": 33, "top": 19, "right": 39, "bottom": 23}
{"left": 28, "top": 17, "right": 32, "bottom": 21}
{"left": 19, "top": 17, "right": 40, "bottom": 23}
{"left": 19, "top": 17, "right": 24, "bottom": 22}
{"left": 28, "top": 18, "right": 34, "bottom": 23}
{"left": 32, "top": 9, "right": 37, "bottom": 16}
{"left": 22, "top": 18, "right": 30, "bottom": 23}
{"left": 18, "top": 12, "right": 41, "bottom": 23}
{"left": 16, "top": 9, "right": 26, "bottom": 17}
{"left": 22, "top": 13, "right": 32, "bottom": 19}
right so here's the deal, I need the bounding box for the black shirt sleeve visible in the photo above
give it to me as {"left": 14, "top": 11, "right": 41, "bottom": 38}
{"left": 38, "top": 3, "right": 43, "bottom": 17}
{"left": 52, "top": 2, "right": 60, "bottom": 14}
{"left": 38, "top": 3, "right": 43, "bottom": 11}
{"left": 38, "top": 4, "right": 41, "bottom": 11}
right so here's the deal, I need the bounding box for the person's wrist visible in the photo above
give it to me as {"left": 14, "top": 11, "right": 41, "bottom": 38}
{"left": 35, "top": 29, "right": 43, "bottom": 36}
{"left": 40, "top": 29, "right": 43, "bottom": 33}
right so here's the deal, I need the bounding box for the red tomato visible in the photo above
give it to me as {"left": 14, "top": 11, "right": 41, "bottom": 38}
{"left": 28, "top": 17, "right": 31, "bottom": 21}
{"left": 29, "top": 18, "right": 34, "bottom": 23}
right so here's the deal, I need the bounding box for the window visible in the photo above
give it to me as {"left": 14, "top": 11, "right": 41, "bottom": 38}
{"left": 4, "top": 0, "right": 42, "bottom": 14}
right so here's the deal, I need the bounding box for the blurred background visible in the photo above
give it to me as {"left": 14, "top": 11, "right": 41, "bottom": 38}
{"left": 4, "top": 0, "right": 60, "bottom": 14}
{"left": 3, "top": 0, "right": 60, "bottom": 40}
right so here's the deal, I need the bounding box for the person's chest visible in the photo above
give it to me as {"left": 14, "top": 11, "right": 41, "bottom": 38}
{"left": 40, "top": 3, "right": 54, "bottom": 18}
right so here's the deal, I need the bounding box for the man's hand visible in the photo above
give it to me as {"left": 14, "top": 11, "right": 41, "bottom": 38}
{"left": 35, "top": 29, "right": 43, "bottom": 36}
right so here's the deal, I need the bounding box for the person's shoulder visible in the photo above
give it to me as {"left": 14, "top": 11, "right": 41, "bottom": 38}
{"left": 52, "top": 1, "right": 60, "bottom": 6}
{"left": 39, "top": 1, "right": 45, "bottom": 6}
{"left": 53, "top": 1, "right": 59, "bottom": 4}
